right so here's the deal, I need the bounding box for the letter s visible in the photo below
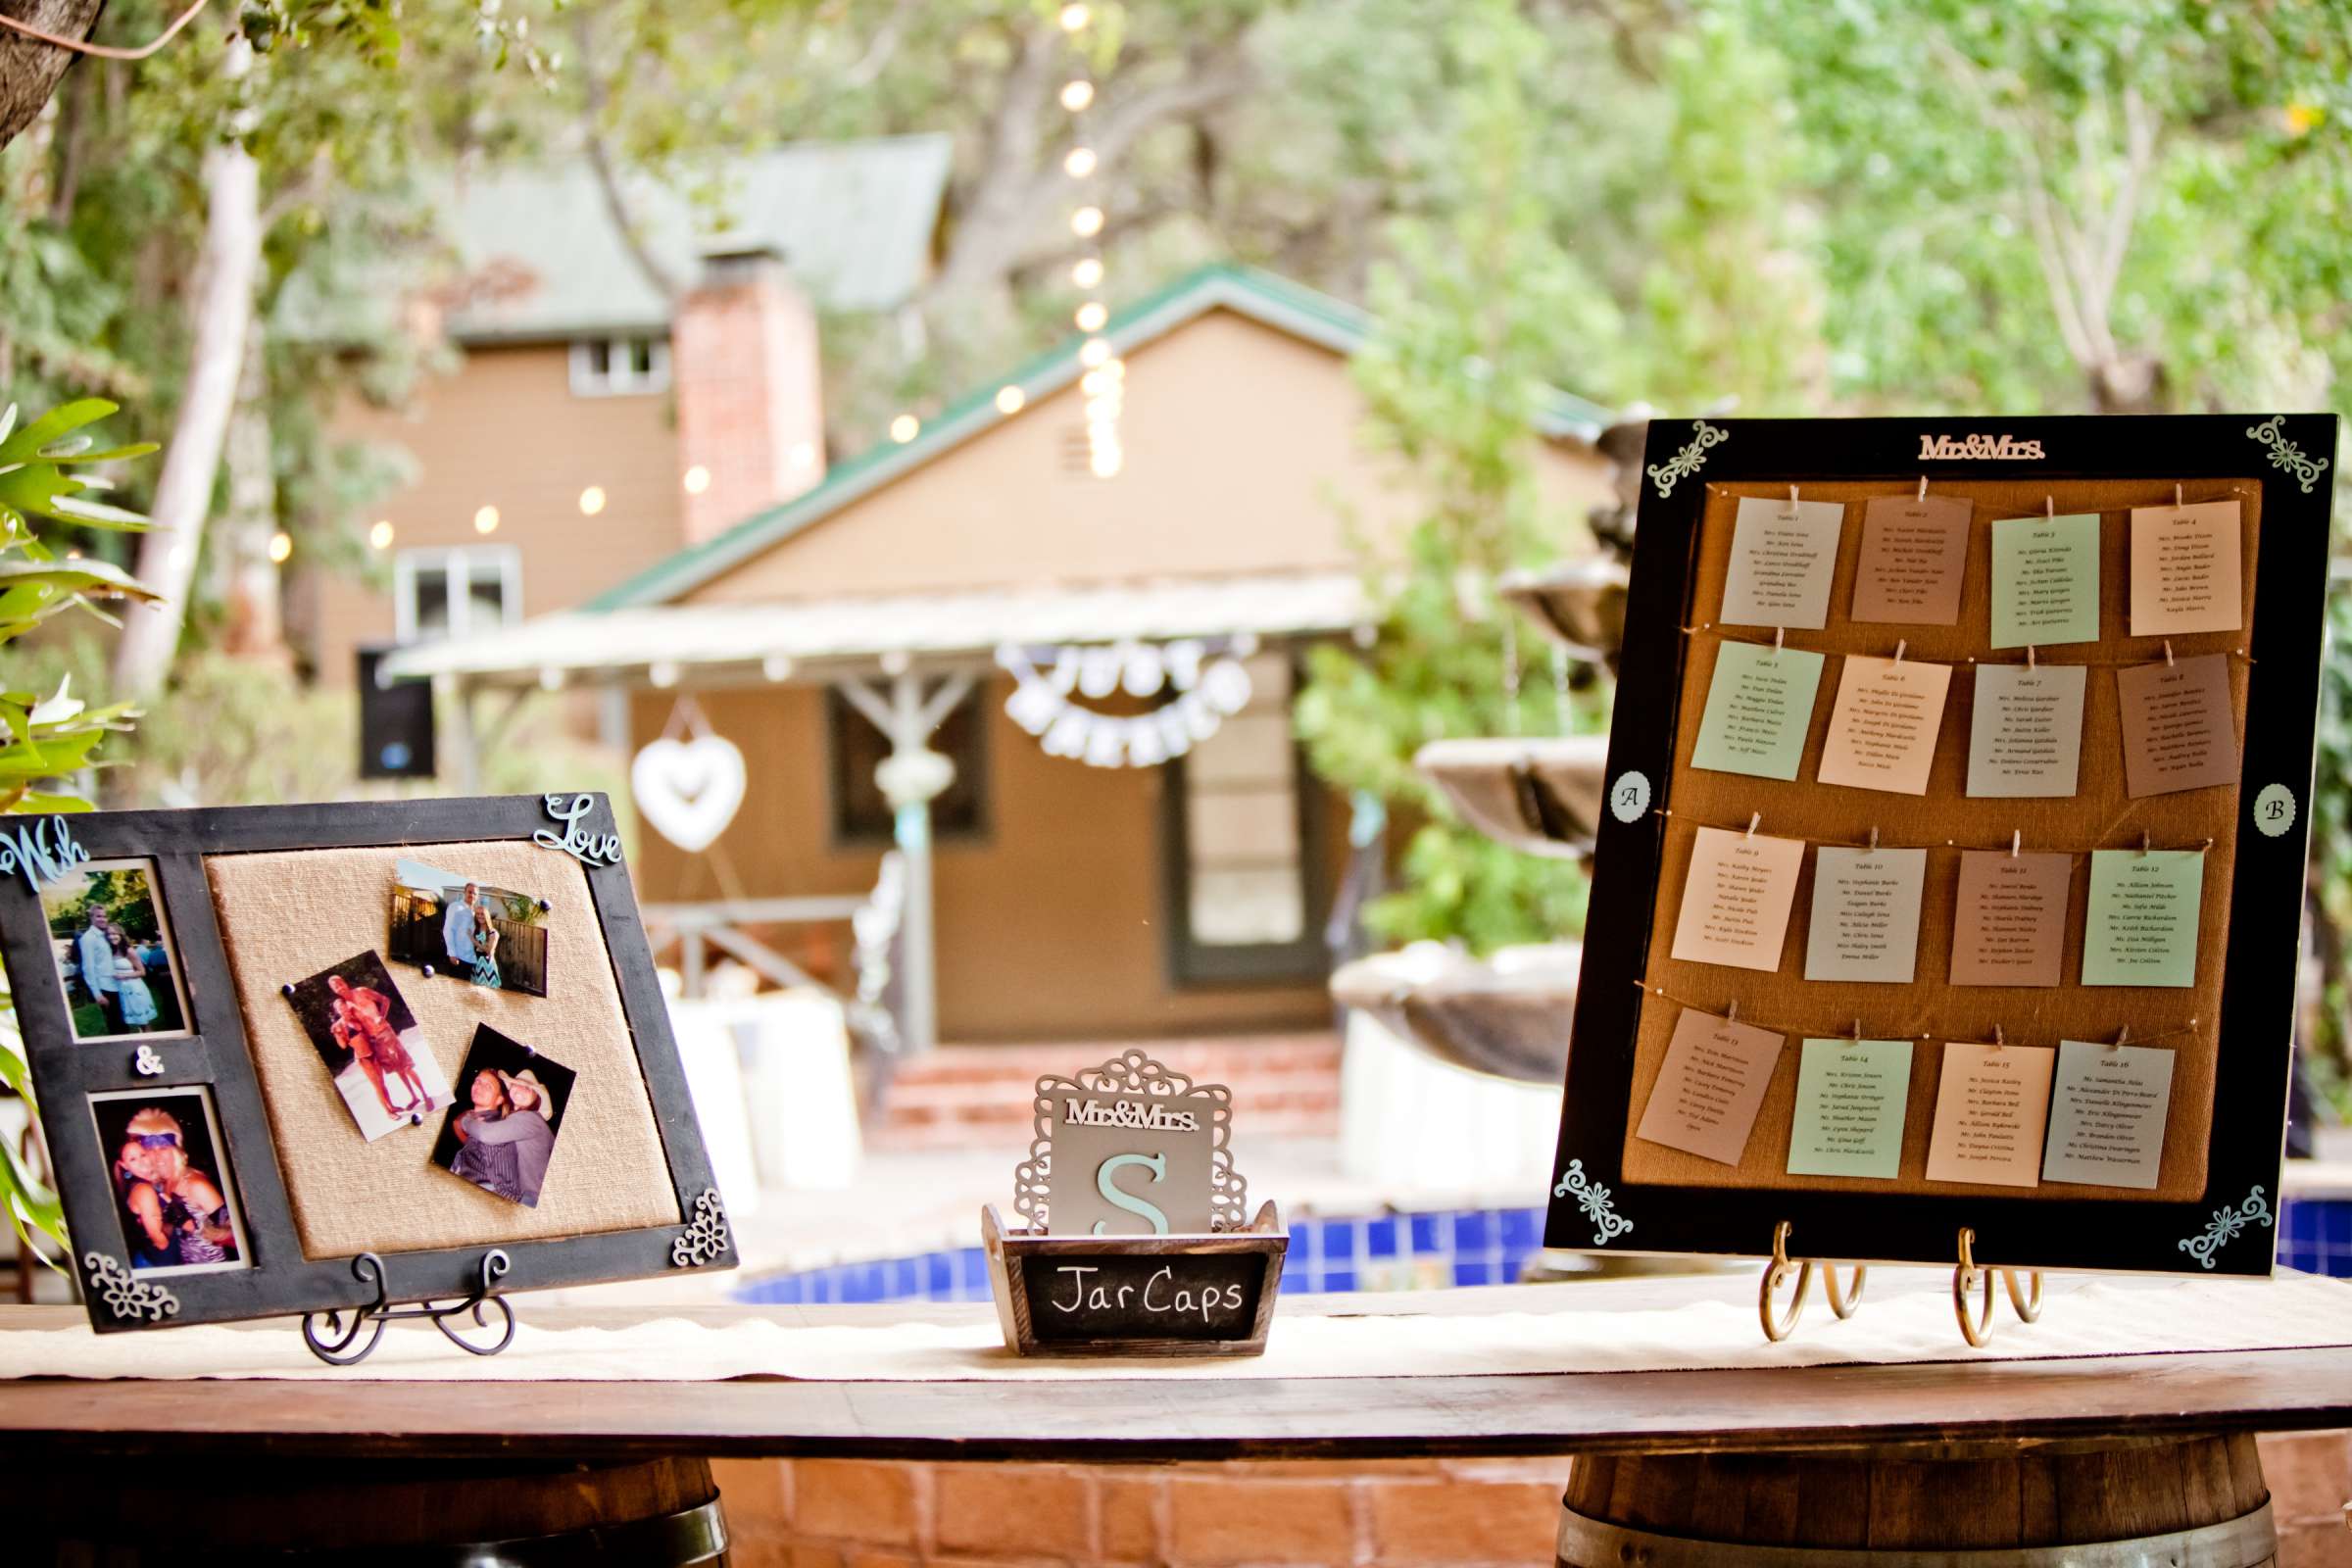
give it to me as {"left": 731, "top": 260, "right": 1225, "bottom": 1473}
{"left": 1092, "top": 1152, "right": 1171, "bottom": 1236}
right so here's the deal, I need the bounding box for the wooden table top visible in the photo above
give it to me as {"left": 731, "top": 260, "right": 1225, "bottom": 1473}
{"left": 5, "top": 1288, "right": 2350, "bottom": 1463}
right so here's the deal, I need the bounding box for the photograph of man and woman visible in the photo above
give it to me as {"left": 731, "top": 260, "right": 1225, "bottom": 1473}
{"left": 430, "top": 1026, "right": 572, "bottom": 1208}
{"left": 90, "top": 1087, "right": 249, "bottom": 1276}
{"left": 283, "top": 951, "right": 456, "bottom": 1140}
{"left": 388, "top": 858, "right": 550, "bottom": 999}
{"left": 40, "top": 859, "right": 188, "bottom": 1042}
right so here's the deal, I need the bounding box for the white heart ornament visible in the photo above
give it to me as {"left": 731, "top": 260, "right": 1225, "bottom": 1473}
{"left": 631, "top": 735, "right": 747, "bottom": 853}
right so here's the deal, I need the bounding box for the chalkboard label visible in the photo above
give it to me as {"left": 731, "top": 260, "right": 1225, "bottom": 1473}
{"left": 1020, "top": 1251, "right": 1263, "bottom": 1343}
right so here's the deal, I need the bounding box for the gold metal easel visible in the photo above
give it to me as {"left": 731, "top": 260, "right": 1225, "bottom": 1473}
{"left": 1757, "top": 1221, "right": 1867, "bottom": 1343}
{"left": 1954, "top": 1226, "right": 2043, "bottom": 1348}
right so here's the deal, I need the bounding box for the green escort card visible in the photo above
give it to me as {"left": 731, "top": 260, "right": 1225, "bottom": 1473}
{"left": 1990, "top": 512, "right": 2101, "bottom": 648}
{"left": 1787, "top": 1037, "right": 1914, "bottom": 1180}
{"left": 2082, "top": 849, "right": 2205, "bottom": 988}
{"left": 1690, "top": 640, "right": 1826, "bottom": 782}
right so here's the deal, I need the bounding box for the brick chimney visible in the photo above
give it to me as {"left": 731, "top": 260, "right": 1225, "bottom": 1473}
{"left": 672, "top": 245, "right": 826, "bottom": 545}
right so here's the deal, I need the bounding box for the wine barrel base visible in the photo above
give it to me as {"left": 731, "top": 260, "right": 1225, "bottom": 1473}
{"left": 19, "top": 1454, "right": 728, "bottom": 1566}
{"left": 1561, "top": 1436, "right": 2274, "bottom": 1567}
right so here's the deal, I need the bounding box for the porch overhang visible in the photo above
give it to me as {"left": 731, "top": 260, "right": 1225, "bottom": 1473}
{"left": 378, "top": 569, "right": 1375, "bottom": 691}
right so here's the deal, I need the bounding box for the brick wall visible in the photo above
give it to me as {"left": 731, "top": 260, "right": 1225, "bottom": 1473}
{"left": 874, "top": 1033, "right": 1343, "bottom": 1151}
{"left": 715, "top": 1433, "right": 2351, "bottom": 1566}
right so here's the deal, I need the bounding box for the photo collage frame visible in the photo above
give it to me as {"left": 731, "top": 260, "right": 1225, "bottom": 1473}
{"left": 0, "top": 794, "right": 734, "bottom": 1335}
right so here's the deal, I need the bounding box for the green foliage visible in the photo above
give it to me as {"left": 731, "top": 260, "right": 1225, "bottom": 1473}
{"left": 1292, "top": 0, "right": 1601, "bottom": 954}
{"left": 0, "top": 397, "right": 161, "bottom": 1263}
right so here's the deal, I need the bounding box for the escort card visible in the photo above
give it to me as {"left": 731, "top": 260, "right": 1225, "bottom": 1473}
{"left": 2040, "top": 1040, "right": 2176, "bottom": 1190}
{"left": 1925, "top": 1042, "right": 2056, "bottom": 1188}
{"left": 1816, "top": 654, "right": 1952, "bottom": 795}
{"left": 1635, "top": 1006, "right": 1786, "bottom": 1165}
{"left": 1851, "top": 494, "right": 1972, "bottom": 625}
{"left": 2130, "top": 500, "right": 2242, "bottom": 637}
{"left": 1948, "top": 850, "right": 2073, "bottom": 988}
{"left": 1803, "top": 847, "right": 1928, "bottom": 983}
{"left": 1671, "top": 826, "right": 1807, "bottom": 972}
{"left": 1690, "top": 641, "right": 1826, "bottom": 782}
{"left": 2116, "top": 653, "right": 2237, "bottom": 798}
{"left": 2082, "top": 849, "right": 2204, "bottom": 988}
{"left": 1721, "top": 495, "right": 1844, "bottom": 629}
{"left": 1965, "top": 663, "right": 2087, "bottom": 798}
{"left": 1990, "top": 512, "right": 2101, "bottom": 648}
{"left": 1787, "top": 1037, "right": 1914, "bottom": 1180}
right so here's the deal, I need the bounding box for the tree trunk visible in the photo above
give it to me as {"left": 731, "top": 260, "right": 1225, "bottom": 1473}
{"left": 216, "top": 313, "right": 286, "bottom": 662}
{"left": 112, "top": 140, "right": 263, "bottom": 702}
{"left": 0, "top": 0, "right": 100, "bottom": 151}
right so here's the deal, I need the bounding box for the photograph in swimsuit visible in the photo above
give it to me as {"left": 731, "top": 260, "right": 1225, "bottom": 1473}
{"left": 88, "top": 1085, "right": 251, "bottom": 1277}
{"left": 430, "top": 1025, "right": 575, "bottom": 1208}
{"left": 387, "top": 858, "right": 551, "bottom": 999}
{"left": 38, "top": 858, "right": 190, "bottom": 1043}
{"left": 282, "top": 950, "right": 456, "bottom": 1141}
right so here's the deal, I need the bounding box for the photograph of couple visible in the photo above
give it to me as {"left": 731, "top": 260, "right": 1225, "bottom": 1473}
{"left": 430, "top": 1026, "right": 573, "bottom": 1208}
{"left": 40, "top": 860, "right": 188, "bottom": 1042}
{"left": 388, "top": 858, "right": 550, "bottom": 999}
{"left": 90, "top": 1087, "right": 249, "bottom": 1276}
{"left": 284, "top": 952, "right": 456, "bottom": 1141}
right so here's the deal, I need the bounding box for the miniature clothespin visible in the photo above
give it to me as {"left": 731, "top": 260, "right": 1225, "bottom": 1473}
{"left": 1774, "top": 625, "right": 1787, "bottom": 653}
{"left": 1867, "top": 825, "right": 1880, "bottom": 852}
{"left": 1893, "top": 639, "right": 1908, "bottom": 664}
{"left": 1850, "top": 1017, "right": 1864, "bottom": 1045}
{"left": 2140, "top": 830, "right": 2152, "bottom": 857}
{"left": 1918, "top": 475, "right": 1930, "bottom": 503}
{"left": 2009, "top": 829, "right": 2021, "bottom": 858}
{"left": 1993, "top": 1024, "right": 2006, "bottom": 1049}
{"left": 1746, "top": 811, "right": 1762, "bottom": 838}
{"left": 2176, "top": 483, "right": 2185, "bottom": 510}
{"left": 2045, "top": 495, "right": 2055, "bottom": 518}
{"left": 1727, "top": 999, "right": 1740, "bottom": 1023}
{"left": 2164, "top": 640, "right": 2176, "bottom": 667}
{"left": 2113, "top": 1025, "right": 2131, "bottom": 1053}
{"left": 2027, "top": 645, "right": 2037, "bottom": 670}
{"left": 1788, "top": 483, "right": 1801, "bottom": 511}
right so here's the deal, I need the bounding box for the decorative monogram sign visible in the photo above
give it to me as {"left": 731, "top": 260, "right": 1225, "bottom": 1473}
{"left": 1013, "top": 1050, "right": 1246, "bottom": 1237}
{"left": 533, "top": 795, "right": 622, "bottom": 866}
{"left": 0, "top": 814, "right": 90, "bottom": 895}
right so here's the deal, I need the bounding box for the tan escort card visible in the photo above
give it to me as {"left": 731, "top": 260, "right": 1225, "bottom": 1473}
{"left": 2130, "top": 500, "right": 2242, "bottom": 637}
{"left": 1816, "top": 654, "right": 1953, "bottom": 795}
{"left": 1851, "top": 494, "right": 1972, "bottom": 625}
{"left": 1965, "top": 663, "right": 2087, "bottom": 799}
{"left": 1926, "top": 1041, "right": 2056, "bottom": 1188}
{"left": 1803, "top": 846, "right": 1929, "bottom": 983}
{"left": 1721, "top": 495, "right": 1844, "bottom": 629}
{"left": 1634, "top": 1006, "right": 1786, "bottom": 1165}
{"left": 1670, "top": 825, "right": 1807, "bottom": 973}
{"left": 2116, "top": 653, "right": 2237, "bottom": 798}
{"left": 2040, "top": 1040, "right": 2176, "bottom": 1191}
{"left": 1948, "top": 850, "right": 2073, "bottom": 988}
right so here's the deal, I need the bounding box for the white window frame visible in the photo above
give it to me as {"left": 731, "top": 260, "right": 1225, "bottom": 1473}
{"left": 392, "top": 546, "right": 523, "bottom": 644}
{"left": 567, "top": 335, "right": 671, "bottom": 397}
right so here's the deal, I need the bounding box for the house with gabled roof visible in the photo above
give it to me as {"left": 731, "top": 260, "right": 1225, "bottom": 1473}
{"left": 388, "top": 263, "right": 1613, "bottom": 1060}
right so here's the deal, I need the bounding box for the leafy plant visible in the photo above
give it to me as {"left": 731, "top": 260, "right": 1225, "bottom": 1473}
{"left": 0, "top": 396, "right": 157, "bottom": 1265}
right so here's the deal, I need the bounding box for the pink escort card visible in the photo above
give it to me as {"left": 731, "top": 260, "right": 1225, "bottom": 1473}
{"left": 1635, "top": 1005, "right": 1787, "bottom": 1165}
{"left": 1850, "top": 494, "right": 1972, "bottom": 625}
{"left": 1670, "top": 826, "right": 1807, "bottom": 973}
{"left": 1925, "top": 1042, "right": 2056, "bottom": 1188}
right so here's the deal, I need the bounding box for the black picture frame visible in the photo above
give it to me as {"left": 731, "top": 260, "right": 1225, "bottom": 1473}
{"left": 0, "top": 794, "right": 736, "bottom": 1334}
{"left": 1544, "top": 415, "right": 2336, "bottom": 1278}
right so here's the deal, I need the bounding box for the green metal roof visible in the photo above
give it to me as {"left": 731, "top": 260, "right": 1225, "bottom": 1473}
{"left": 589, "top": 262, "right": 1613, "bottom": 611}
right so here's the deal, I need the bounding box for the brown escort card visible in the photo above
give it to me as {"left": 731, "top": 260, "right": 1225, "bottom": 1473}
{"left": 1635, "top": 1006, "right": 1786, "bottom": 1165}
{"left": 1948, "top": 850, "right": 2073, "bottom": 988}
{"left": 2116, "top": 653, "right": 2237, "bottom": 798}
{"left": 1850, "top": 494, "right": 1972, "bottom": 625}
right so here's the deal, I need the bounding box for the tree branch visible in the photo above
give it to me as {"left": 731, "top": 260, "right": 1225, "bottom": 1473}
{"left": 573, "top": 6, "right": 681, "bottom": 302}
{"left": 0, "top": 0, "right": 100, "bottom": 150}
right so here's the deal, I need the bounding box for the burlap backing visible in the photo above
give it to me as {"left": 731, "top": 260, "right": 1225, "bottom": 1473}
{"left": 1625, "top": 476, "right": 2262, "bottom": 1201}
{"left": 205, "top": 841, "right": 682, "bottom": 1258}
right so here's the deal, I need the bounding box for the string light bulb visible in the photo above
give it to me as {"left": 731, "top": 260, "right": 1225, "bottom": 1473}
{"left": 368, "top": 519, "right": 394, "bottom": 551}
{"left": 1064, "top": 147, "right": 1097, "bottom": 178}
{"left": 682, "top": 466, "right": 710, "bottom": 495}
{"left": 1072, "top": 257, "right": 1103, "bottom": 289}
{"left": 1075, "top": 301, "right": 1107, "bottom": 332}
{"left": 1058, "top": 3, "right": 1090, "bottom": 30}
{"left": 268, "top": 530, "right": 293, "bottom": 564}
{"left": 1079, "top": 337, "right": 1113, "bottom": 368}
{"left": 995, "top": 385, "right": 1026, "bottom": 415}
{"left": 890, "top": 414, "right": 920, "bottom": 443}
{"left": 473, "top": 505, "right": 500, "bottom": 535}
{"left": 1070, "top": 205, "right": 1103, "bottom": 238}
{"left": 788, "top": 440, "right": 818, "bottom": 470}
{"left": 578, "top": 485, "right": 607, "bottom": 516}
{"left": 1059, "top": 79, "right": 1094, "bottom": 112}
